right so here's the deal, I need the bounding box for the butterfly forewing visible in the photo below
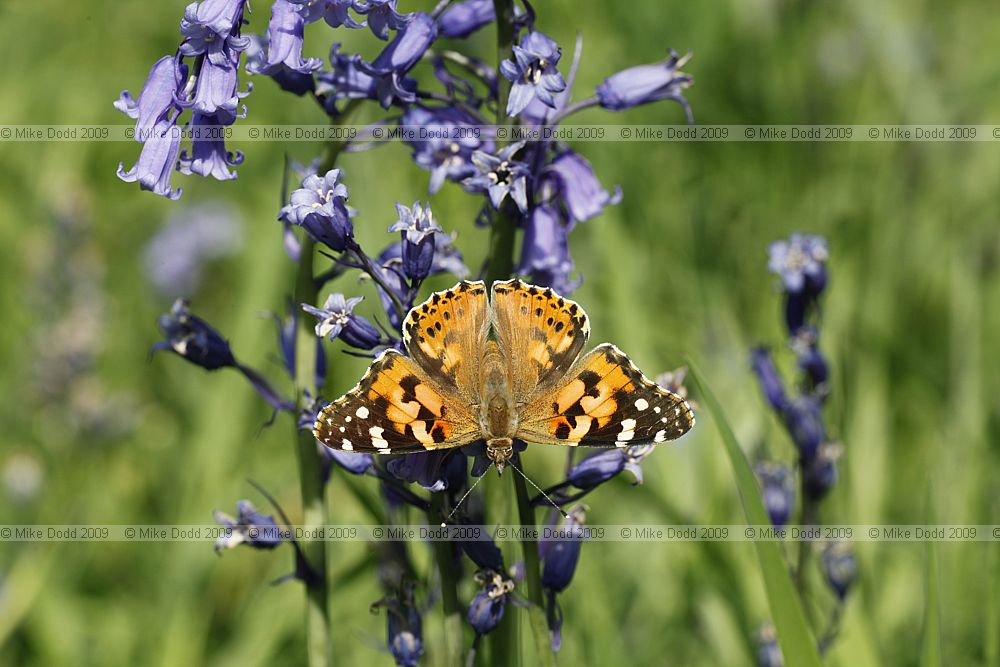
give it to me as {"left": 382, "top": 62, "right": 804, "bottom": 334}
{"left": 314, "top": 349, "right": 479, "bottom": 454}
{"left": 402, "top": 280, "right": 489, "bottom": 397}
{"left": 491, "top": 279, "right": 590, "bottom": 402}
{"left": 516, "top": 343, "right": 694, "bottom": 447}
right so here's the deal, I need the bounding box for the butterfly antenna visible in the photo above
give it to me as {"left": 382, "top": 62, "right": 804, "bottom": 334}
{"left": 442, "top": 462, "right": 493, "bottom": 526}
{"left": 508, "top": 459, "right": 570, "bottom": 519}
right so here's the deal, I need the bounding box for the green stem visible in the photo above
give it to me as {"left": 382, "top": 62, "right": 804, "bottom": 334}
{"left": 292, "top": 104, "right": 361, "bottom": 667}
{"left": 484, "top": 0, "right": 520, "bottom": 286}
{"left": 512, "top": 464, "right": 557, "bottom": 667}
{"left": 430, "top": 494, "right": 465, "bottom": 666}
{"left": 793, "top": 477, "right": 819, "bottom": 629}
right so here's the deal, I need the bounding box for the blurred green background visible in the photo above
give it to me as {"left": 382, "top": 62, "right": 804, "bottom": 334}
{"left": 2, "top": 0, "right": 999, "bottom": 665}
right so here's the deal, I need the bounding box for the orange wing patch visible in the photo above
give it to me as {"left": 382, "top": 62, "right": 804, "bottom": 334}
{"left": 518, "top": 344, "right": 694, "bottom": 447}
{"left": 314, "top": 350, "right": 479, "bottom": 454}
{"left": 402, "top": 281, "right": 488, "bottom": 394}
{"left": 491, "top": 279, "right": 590, "bottom": 400}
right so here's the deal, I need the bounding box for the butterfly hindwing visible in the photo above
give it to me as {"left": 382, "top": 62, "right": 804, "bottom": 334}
{"left": 402, "top": 280, "right": 489, "bottom": 395}
{"left": 314, "top": 349, "right": 479, "bottom": 454}
{"left": 491, "top": 279, "right": 590, "bottom": 401}
{"left": 516, "top": 343, "right": 694, "bottom": 447}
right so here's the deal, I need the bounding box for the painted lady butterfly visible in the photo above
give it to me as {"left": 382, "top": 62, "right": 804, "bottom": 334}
{"left": 313, "top": 280, "right": 694, "bottom": 473}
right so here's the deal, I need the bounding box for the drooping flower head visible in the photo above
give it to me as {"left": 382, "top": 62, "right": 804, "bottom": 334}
{"left": 388, "top": 201, "right": 442, "bottom": 282}
{"left": 467, "top": 569, "right": 515, "bottom": 635}
{"left": 464, "top": 141, "right": 530, "bottom": 212}
{"left": 280, "top": 169, "right": 356, "bottom": 252}
{"left": 154, "top": 298, "right": 237, "bottom": 370}
{"left": 402, "top": 106, "right": 495, "bottom": 195}
{"left": 755, "top": 462, "right": 794, "bottom": 529}
{"left": 767, "top": 233, "right": 829, "bottom": 295}
{"left": 302, "top": 293, "right": 382, "bottom": 350}
{"left": 597, "top": 50, "right": 693, "bottom": 120}
{"left": 213, "top": 500, "right": 284, "bottom": 552}
{"left": 500, "top": 31, "right": 567, "bottom": 117}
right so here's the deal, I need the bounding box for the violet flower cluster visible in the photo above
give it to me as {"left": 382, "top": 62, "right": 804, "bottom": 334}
{"left": 751, "top": 233, "right": 856, "bottom": 663}
{"left": 124, "top": 0, "right": 695, "bottom": 663}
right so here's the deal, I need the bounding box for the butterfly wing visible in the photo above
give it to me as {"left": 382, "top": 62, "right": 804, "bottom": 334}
{"left": 402, "top": 280, "right": 490, "bottom": 397}
{"left": 490, "top": 279, "right": 590, "bottom": 403}
{"left": 314, "top": 349, "right": 480, "bottom": 454}
{"left": 516, "top": 343, "right": 694, "bottom": 447}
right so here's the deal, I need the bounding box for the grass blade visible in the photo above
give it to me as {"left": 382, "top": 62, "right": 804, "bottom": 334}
{"left": 686, "top": 359, "right": 823, "bottom": 667}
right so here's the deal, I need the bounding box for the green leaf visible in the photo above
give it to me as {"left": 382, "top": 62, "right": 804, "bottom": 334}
{"left": 686, "top": 359, "right": 824, "bottom": 667}
{"left": 921, "top": 490, "right": 941, "bottom": 667}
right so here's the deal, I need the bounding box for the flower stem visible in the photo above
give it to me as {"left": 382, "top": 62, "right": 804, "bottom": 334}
{"left": 292, "top": 104, "right": 361, "bottom": 667}
{"left": 430, "top": 493, "right": 465, "bottom": 666}
{"left": 512, "top": 461, "right": 557, "bottom": 667}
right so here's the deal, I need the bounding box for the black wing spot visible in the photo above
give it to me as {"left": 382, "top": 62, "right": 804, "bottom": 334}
{"left": 431, "top": 423, "right": 448, "bottom": 443}
{"left": 535, "top": 307, "right": 543, "bottom": 316}
{"left": 554, "top": 421, "right": 571, "bottom": 439}
{"left": 434, "top": 321, "right": 442, "bottom": 331}
{"left": 399, "top": 374, "right": 421, "bottom": 401}
{"left": 546, "top": 317, "right": 554, "bottom": 326}
{"left": 578, "top": 370, "right": 602, "bottom": 388}
{"left": 443, "top": 311, "right": 451, "bottom": 320}
{"left": 426, "top": 327, "right": 436, "bottom": 338}
{"left": 554, "top": 321, "right": 564, "bottom": 332}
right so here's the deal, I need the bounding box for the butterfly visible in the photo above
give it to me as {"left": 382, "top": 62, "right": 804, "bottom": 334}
{"left": 313, "top": 280, "right": 694, "bottom": 474}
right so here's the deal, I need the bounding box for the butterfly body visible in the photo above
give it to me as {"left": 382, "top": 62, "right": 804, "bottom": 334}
{"left": 313, "top": 280, "right": 694, "bottom": 474}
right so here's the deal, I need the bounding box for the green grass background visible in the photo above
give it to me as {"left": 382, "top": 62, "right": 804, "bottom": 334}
{"left": 1, "top": 0, "right": 999, "bottom": 665}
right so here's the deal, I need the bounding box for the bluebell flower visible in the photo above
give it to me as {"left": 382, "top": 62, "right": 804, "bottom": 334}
{"left": 756, "top": 624, "right": 784, "bottom": 667}
{"left": 376, "top": 230, "right": 470, "bottom": 281}
{"left": 213, "top": 500, "right": 284, "bottom": 552}
{"left": 755, "top": 462, "right": 794, "bottom": 529}
{"left": 517, "top": 205, "right": 580, "bottom": 295}
{"left": 767, "top": 233, "right": 829, "bottom": 295}
{"left": 372, "top": 585, "right": 424, "bottom": 667}
{"left": 791, "top": 327, "right": 829, "bottom": 390}
{"left": 467, "top": 570, "right": 515, "bottom": 635}
{"left": 386, "top": 451, "right": 458, "bottom": 492}
{"left": 353, "top": 0, "right": 410, "bottom": 40}
{"left": 179, "top": 112, "right": 244, "bottom": 180}
{"left": 302, "top": 294, "right": 382, "bottom": 349}
{"left": 543, "top": 150, "right": 622, "bottom": 224}
{"left": 115, "top": 55, "right": 186, "bottom": 139}
{"left": 537, "top": 445, "right": 653, "bottom": 506}
{"left": 184, "top": 41, "right": 251, "bottom": 124}
{"left": 289, "top": 0, "right": 364, "bottom": 29}
{"left": 142, "top": 202, "right": 242, "bottom": 297}
{"left": 154, "top": 299, "right": 236, "bottom": 370}
{"left": 499, "top": 31, "right": 567, "bottom": 117}
{"left": 803, "top": 442, "right": 840, "bottom": 500}
{"left": 256, "top": 0, "right": 323, "bottom": 76}
{"left": 246, "top": 34, "right": 316, "bottom": 96}
{"left": 597, "top": 50, "right": 693, "bottom": 119}
{"left": 355, "top": 12, "right": 438, "bottom": 108}
{"left": 315, "top": 44, "right": 384, "bottom": 112}
{"left": 402, "top": 106, "right": 495, "bottom": 195}
{"left": 437, "top": 0, "right": 494, "bottom": 38}
{"left": 117, "top": 119, "right": 184, "bottom": 200}
{"left": 388, "top": 201, "right": 442, "bottom": 282}
{"left": 822, "top": 542, "right": 857, "bottom": 600}
{"left": 540, "top": 506, "right": 586, "bottom": 593}
{"left": 279, "top": 169, "right": 356, "bottom": 252}
{"left": 750, "top": 347, "right": 789, "bottom": 413}
{"left": 785, "top": 396, "right": 826, "bottom": 459}
{"left": 464, "top": 141, "right": 530, "bottom": 212}
{"left": 460, "top": 527, "right": 504, "bottom": 572}
{"left": 539, "top": 506, "right": 587, "bottom": 651}
{"left": 189, "top": 0, "right": 247, "bottom": 37}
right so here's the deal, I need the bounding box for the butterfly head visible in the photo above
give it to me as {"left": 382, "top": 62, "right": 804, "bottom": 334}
{"left": 485, "top": 437, "right": 514, "bottom": 475}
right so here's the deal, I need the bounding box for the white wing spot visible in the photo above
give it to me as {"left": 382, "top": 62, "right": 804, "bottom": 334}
{"left": 339, "top": 426, "right": 345, "bottom": 433}
{"left": 634, "top": 398, "right": 649, "bottom": 411}
{"left": 345, "top": 416, "right": 352, "bottom": 422}
{"left": 341, "top": 439, "right": 354, "bottom": 451}
{"left": 356, "top": 406, "right": 370, "bottom": 419}
{"left": 370, "top": 426, "right": 389, "bottom": 449}
{"left": 618, "top": 418, "right": 636, "bottom": 442}
{"left": 654, "top": 406, "right": 661, "bottom": 414}
{"left": 654, "top": 430, "right": 667, "bottom": 443}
